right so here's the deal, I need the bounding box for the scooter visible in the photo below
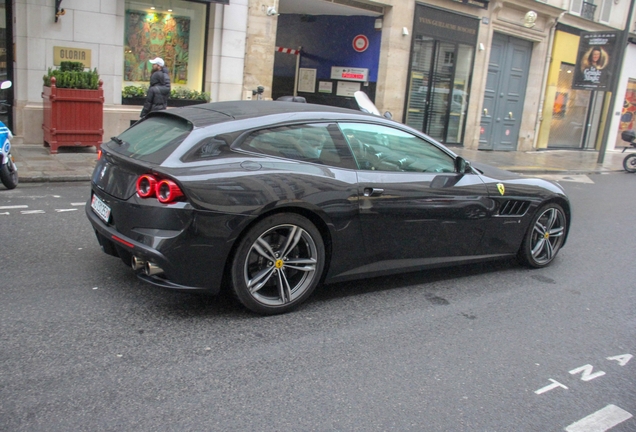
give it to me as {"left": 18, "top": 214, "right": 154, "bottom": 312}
{"left": 620, "top": 130, "right": 636, "bottom": 173}
{"left": 0, "top": 80, "right": 17, "bottom": 189}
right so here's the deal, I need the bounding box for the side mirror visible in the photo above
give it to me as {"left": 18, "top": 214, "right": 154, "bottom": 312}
{"left": 383, "top": 111, "right": 392, "bottom": 120}
{"left": 455, "top": 156, "right": 472, "bottom": 174}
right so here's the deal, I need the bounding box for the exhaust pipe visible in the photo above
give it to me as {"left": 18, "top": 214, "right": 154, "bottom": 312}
{"left": 144, "top": 261, "right": 164, "bottom": 276}
{"left": 131, "top": 256, "right": 146, "bottom": 271}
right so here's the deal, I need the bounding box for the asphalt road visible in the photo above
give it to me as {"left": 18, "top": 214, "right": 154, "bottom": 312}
{"left": 0, "top": 174, "right": 634, "bottom": 431}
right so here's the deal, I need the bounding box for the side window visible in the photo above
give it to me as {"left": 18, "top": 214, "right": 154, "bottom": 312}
{"left": 339, "top": 122, "right": 455, "bottom": 173}
{"left": 181, "top": 136, "right": 228, "bottom": 162}
{"left": 240, "top": 123, "right": 356, "bottom": 169}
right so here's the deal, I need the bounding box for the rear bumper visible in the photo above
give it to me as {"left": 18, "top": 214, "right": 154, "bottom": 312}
{"left": 85, "top": 190, "right": 252, "bottom": 293}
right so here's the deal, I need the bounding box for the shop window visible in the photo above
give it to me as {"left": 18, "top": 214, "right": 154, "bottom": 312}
{"left": 548, "top": 63, "right": 592, "bottom": 148}
{"left": 620, "top": 79, "right": 636, "bottom": 131}
{"left": 124, "top": 0, "right": 207, "bottom": 93}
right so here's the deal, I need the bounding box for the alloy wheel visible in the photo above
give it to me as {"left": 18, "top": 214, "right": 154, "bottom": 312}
{"left": 243, "top": 223, "right": 319, "bottom": 307}
{"left": 529, "top": 206, "right": 566, "bottom": 265}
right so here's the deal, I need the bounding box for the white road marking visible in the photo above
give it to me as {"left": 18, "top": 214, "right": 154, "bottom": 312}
{"left": 20, "top": 210, "right": 45, "bottom": 214}
{"left": 535, "top": 379, "right": 568, "bottom": 394}
{"left": 565, "top": 404, "right": 632, "bottom": 432}
{"left": 0, "top": 212, "right": 9, "bottom": 215}
{"left": 607, "top": 354, "right": 633, "bottom": 366}
{"left": 0, "top": 205, "right": 28, "bottom": 209}
{"left": 55, "top": 208, "right": 78, "bottom": 213}
{"left": 569, "top": 364, "right": 606, "bottom": 381}
{"left": 71, "top": 202, "right": 85, "bottom": 206}
{"left": 533, "top": 174, "right": 595, "bottom": 184}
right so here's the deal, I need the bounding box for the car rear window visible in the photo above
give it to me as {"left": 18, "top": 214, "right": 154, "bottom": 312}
{"left": 110, "top": 115, "right": 193, "bottom": 164}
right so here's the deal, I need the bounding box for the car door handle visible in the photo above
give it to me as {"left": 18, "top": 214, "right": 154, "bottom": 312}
{"left": 363, "top": 187, "right": 384, "bottom": 197}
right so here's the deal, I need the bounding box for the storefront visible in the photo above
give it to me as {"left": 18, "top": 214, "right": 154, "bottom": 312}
{"left": 123, "top": 0, "right": 210, "bottom": 99}
{"left": 404, "top": 4, "right": 479, "bottom": 145}
{"left": 537, "top": 25, "right": 615, "bottom": 150}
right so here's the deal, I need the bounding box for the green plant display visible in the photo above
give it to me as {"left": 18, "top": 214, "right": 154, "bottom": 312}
{"left": 121, "top": 84, "right": 210, "bottom": 101}
{"left": 43, "top": 61, "right": 100, "bottom": 90}
{"left": 122, "top": 85, "right": 148, "bottom": 98}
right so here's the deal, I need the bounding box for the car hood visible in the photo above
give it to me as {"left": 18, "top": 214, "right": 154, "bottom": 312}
{"left": 470, "top": 162, "right": 524, "bottom": 180}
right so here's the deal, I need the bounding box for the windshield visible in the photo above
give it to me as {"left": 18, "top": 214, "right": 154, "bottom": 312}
{"left": 110, "top": 115, "right": 193, "bottom": 164}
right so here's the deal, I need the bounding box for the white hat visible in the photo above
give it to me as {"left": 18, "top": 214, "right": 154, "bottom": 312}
{"left": 149, "top": 57, "right": 164, "bottom": 67}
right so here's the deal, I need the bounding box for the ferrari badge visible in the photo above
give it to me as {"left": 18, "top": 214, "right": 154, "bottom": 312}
{"left": 497, "top": 183, "right": 505, "bottom": 196}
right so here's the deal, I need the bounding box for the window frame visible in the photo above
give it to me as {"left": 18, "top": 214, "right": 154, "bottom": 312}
{"left": 236, "top": 122, "right": 358, "bottom": 170}
{"left": 337, "top": 121, "right": 457, "bottom": 173}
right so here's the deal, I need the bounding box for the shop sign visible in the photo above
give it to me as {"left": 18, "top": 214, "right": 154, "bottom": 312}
{"left": 572, "top": 31, "right": 619, "bottom": 91}
{"left": 54, "top": 46, "right": 91, "bottom": 68}
{"left": 331, "top": 66, "right": 368, "bottom": 82}
{"left": 414, "top": 5, "right": 479, "bottom": 46}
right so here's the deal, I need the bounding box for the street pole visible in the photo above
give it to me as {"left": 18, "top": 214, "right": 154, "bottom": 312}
{"left": 597, "top": 0, "right": 636, "bottom": 164}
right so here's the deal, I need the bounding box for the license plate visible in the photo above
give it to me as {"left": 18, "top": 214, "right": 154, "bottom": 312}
{"left": 91, "top": 194, "right": 111, "bottom": 223}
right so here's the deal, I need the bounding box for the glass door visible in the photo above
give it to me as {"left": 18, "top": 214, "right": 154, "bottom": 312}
{"left": 548, "top": 63, "right": 591, "bottom": 148}
{"left": 405, "top": 37, "right": 473, "bottom": 144}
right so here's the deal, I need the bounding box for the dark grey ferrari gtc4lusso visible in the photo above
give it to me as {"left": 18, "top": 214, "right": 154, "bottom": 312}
{"left": 86, "top": 98, "right": 571, "bottom": 315}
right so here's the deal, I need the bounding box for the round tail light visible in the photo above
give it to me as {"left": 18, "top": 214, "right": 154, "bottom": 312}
{"left": 156, "top": 179, "right": 184, "bottom": 204}
{"left": 136, "top": 174, "right": 158, "bottom": 198}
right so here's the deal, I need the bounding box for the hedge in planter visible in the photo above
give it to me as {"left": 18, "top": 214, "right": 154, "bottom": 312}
{"left": 122, "top": 84, "right": 210, "bottom": 107}
{"left": 42, "top": 62, "right": 104, "bottom": 154}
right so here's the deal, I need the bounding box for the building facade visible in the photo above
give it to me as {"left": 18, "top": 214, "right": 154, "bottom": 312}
{"left": 2, "top": 0, "right": 635, "bottom": 153}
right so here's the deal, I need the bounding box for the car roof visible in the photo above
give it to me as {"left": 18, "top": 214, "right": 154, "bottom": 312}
{"left": 152, "top": 100, "right": 378, "bottom": 128}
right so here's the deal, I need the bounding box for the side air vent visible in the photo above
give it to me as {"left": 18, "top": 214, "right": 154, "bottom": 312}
{"left": 498, "top": 200, "right": 530, "bottom": 217}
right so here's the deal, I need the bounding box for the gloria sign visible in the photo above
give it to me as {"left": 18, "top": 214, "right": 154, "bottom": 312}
{"left": 572, "top": 31, "right": 619, "bottom": 90}
{"left": 54, "top": 46, "right": 92, "bottom": 67}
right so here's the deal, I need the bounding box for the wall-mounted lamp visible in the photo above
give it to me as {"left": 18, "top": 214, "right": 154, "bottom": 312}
{"left": 374, "top": 18, "right": 383, "bottom": 30}
{"left": 267, "top": 6, "right": 279, "bottom": 16}
{"left": 479, "top": 43, "right": 485, "bottom": 51}
{"left": 55, "top": 0, "right": 65, "bottom": 23}
{"left": 402, "top": 27, "right": 409, "bottom": 36}
{"left": 524, "top": 11, "right": 537, "bottom": 28}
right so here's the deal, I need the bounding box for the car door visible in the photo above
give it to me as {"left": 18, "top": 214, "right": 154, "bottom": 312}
{"left": 338, "top": 122, "right": 491, "bottom": 265}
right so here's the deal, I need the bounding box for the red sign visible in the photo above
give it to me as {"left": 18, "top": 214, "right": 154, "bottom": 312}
{"left": 342, "top": 73, "right": 364, "bottom": 79}
{"left": 352, "top": 35, "right": 369, "bottom": 53}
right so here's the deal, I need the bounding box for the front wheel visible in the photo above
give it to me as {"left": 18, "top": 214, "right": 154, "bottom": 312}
{"left": 0, "top": 155, "right": 18, "bottom": 189}
{"left": 623, "top": 153, "right": 636, "bottom": 173}
{"left": 518, "top": 203, "right": 567, "bottom": 268}
{"left": 230, "top": 213, "right": 325, "bottom": 315}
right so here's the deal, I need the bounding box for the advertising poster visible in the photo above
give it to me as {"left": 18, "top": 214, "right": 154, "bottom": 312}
{"left": 572, "top": 31, "right": 618, "bottom": 90}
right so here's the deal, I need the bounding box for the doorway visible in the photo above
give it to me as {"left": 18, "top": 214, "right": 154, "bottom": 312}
{"left": 548, "top": 62, "right": 599, "bottom": 148}
{"left": 479, "top": 33, "right": 532, "bottom": 151}
{"left": 404, "top": 37, "right": 473, "bottom": 144}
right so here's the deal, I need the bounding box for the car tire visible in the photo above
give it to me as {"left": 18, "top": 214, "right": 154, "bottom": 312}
{"left": 623, "top": 153, "right": 636, "bottom": 173}
{"left": 517, "top": 203, "right": 567, "bottom": 268}
{"left": 230, "top": 213, "right": 325, "bottom": 315}
{"left": 0, "top": 157, "right": 18, "bottom": 189}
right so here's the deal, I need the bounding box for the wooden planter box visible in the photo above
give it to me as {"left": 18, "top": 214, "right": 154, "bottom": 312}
{"left": 42, "top": 77, "right": 104, "bottom": 154}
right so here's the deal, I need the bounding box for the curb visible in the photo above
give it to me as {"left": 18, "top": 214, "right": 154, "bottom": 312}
{"left": 19, "top": 175, "right": 93, "bottom": 183}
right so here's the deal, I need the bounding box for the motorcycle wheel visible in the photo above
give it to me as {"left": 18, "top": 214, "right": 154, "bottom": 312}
{"left": 623, "top": 153, "right": 636, "bottom": 173}
{"left": 0, "top": 156, "right": 18, "bottom": 189}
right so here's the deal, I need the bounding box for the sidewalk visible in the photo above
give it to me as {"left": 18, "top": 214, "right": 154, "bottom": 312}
{"left": 9, "top": 142, "right": 629, "bottom": 183}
